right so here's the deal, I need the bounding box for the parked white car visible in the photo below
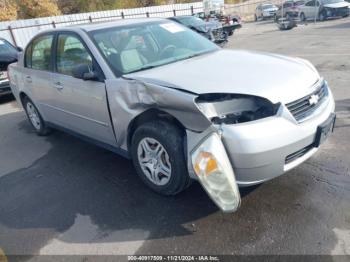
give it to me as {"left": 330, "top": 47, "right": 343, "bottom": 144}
{"left": 255, "top": 3, "right": 279, "bottom": 20}
{"left": 299, "top": 0, "right": 350, "bottom": 21}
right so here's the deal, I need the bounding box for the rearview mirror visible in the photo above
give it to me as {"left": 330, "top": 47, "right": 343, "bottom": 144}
{"left": 72, "top": 64, "right": 99, "bottom": 81}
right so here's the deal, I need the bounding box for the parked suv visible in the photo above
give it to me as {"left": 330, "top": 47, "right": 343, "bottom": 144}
{"left": 275, "top": 0, "right": 306, "bottom": 20}
{"left": 255, "top": 3, "right": 279, "bottom": 20}
{"left": 9, "top": 18, "right": 335, "bottom": 212}
{"left": 299, "top": 0, "right": 349, "bottom": 21}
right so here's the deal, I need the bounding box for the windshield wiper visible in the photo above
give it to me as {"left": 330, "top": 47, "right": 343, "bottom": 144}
{"left": 128, "top": 65, "right": 157, "bottom": 73}
{"left": 178, "top": 50, "right": 216, "bottom": 61}
{"left": 126, "top": 50, "right": 217, "bottom": 74}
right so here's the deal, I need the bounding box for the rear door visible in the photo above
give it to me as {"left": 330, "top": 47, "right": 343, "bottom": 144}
{"left": 49, "top": 32, "right": 116, "bottom": 146}
{"left": 22, "top": 33, "right": 55, "bottom": 119}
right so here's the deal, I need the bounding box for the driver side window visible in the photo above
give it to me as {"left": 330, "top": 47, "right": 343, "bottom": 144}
{"left": 56, "top": 34, "right": 92, "bottom": 76}
{"left": 306, "top": 0, "right": 316, "bottom": 6}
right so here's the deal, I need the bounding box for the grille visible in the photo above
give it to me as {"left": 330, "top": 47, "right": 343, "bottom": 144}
{"left": 285, "top": 143, "right": 314, "bottom": 164}
{"left": 286, "top": 81, "right": 328, "bottom": 122}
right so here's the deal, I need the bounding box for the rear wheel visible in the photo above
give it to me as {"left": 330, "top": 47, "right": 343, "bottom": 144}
{"left": 23, "top": 97, "right": 51, "bottom": 136}
{"left": 300, "top": 12, "right": 306, "bottom": 21}
{"left": 131, "top": 121, "right": 191, "bottom": 196}
{"left": 319, "top": 11, "right": 327, "bottom": 21}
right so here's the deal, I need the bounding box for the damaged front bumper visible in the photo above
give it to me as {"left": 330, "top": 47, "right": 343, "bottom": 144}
{"left": 186, "top": 87, "right": 335, "bottom": 213}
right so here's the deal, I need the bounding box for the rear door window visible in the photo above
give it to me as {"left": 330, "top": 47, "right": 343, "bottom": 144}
{"left": 27, "top": 35, "right": 54, "bottom": 71}
{"left": 306, "top": 0, "right": 316, "bottom": 6}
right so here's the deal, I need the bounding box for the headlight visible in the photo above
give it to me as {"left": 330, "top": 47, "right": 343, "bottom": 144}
{"left": 195, "top": 93, "right": 280, "bottom": 124}
{"left": 191, "top": 132, "right": 241, "bottom": 212}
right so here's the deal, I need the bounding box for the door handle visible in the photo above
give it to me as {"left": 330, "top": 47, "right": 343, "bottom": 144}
{"left": 54, "top": 82, "right": 64, "bottom": 90}
{"left": 25, "top": 76, "right": 32, "bottom": 83}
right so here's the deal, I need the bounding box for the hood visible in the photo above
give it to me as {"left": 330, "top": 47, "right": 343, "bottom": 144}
{"left": 263, "top": 7, "right": 278, "bottom": 11}
{"left": 323, "top": 1, "right": 349, "bottom": 7}
{"left": 0, "top": 56, "right": 17, "bottom": 71}
{"left": 126, "top": 49, "right": 320, "bottom": 104}
{"left": 205, "top": 20, "right": 222, "bottom": 30}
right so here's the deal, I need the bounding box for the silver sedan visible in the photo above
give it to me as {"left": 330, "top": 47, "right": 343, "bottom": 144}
{"left": 9, "top": 18, "right": 335, "bottom": 212}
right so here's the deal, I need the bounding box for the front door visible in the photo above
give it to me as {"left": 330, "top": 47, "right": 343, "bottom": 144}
{"left": 49, "top": 32, "right": 116, "bottom": 146}
{"left": 304, "top": 0, "right": 317, "bottom": 18}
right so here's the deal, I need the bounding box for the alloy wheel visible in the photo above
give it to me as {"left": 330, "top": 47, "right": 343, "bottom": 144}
{"left": 26, "top": 102, "right": 41, "bottom": 130}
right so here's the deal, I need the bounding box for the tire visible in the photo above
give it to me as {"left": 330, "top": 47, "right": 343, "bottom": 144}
{"left": 131, "top": 120, "right": 191, "bottom": 196}
{"left": 254, "top": 14, "right": 258, "bottom": 21}
{"left": 23, "top": 96, "right": 51, "bottom": 136}
{"left": 319, "top": 11, "right": 326, "bottom": 21}
{"left": 300, "top": 12, "right": 306, "bottom": 21}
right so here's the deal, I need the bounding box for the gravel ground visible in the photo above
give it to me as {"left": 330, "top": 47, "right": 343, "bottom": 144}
{"left": 0, "top": 17, "right": 349, "bottom": 260}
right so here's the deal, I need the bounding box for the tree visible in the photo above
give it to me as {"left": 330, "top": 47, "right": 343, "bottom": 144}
{"left": 16, "top": 0, "right": 61, "bottom": 19}
{"left": 57, "top": 0, "right": 116, "bottom": 14}
{"left": 114, "top": 0, "right": 170, "bottom": 9}
{"left": 0, "top": 0, "right": 17, "bottom": 21}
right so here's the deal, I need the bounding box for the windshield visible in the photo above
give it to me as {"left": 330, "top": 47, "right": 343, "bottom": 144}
{"left": 321, "top": 0, "right": 343, "bottom": 4}
{"left": 176, "top": 16, "right": 206, "bottom": 27}
{"left": 262, "top": 4, "right": 275, "bottom": 9}
{"left": 90, "top": 21, "right": 219, "bottom": 76}
{"left": 295, "top": 0, "right": 306, "bottom": 6}
{"left": 0, "top": 39, "right": 17, "bottom": 56}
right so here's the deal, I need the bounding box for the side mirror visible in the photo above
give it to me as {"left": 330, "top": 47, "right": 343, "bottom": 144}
{"left": 16, "top": 46, "right": 23, "bottom": 52}
{"left": 72, "top": 64, "right": 99, "bottom": 81}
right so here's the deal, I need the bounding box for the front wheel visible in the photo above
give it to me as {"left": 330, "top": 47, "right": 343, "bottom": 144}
{"left": 131, "top": 121, "right": 191, "bottom": 196}
{"left": 300, "top": 12, "right": 306, "bottom": 21}
{"left": 319, "top": 11, "right": 327, "bottom": 21}
{"left": 23, "top": 97, "right": 51, "bottom": 136}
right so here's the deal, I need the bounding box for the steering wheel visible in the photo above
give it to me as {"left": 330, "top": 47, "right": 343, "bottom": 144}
{"left": 159, "top": 45, "right": 176, "bottom": 59}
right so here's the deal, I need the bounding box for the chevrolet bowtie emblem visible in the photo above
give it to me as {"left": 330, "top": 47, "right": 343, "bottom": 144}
{"left": 309, "top": 94, "right": 319, "bottom": 105}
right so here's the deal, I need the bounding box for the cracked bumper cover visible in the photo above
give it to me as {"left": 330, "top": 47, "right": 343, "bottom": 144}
{"left": 187, "top": 88, "right": 335, "bottom": 193}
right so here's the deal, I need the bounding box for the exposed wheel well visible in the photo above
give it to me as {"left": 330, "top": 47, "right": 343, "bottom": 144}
{"left": 127, "top": 108, "right": 186, "bottom": 151}
{"left": 19, "top": 92, "right": 29, "bottom": 107}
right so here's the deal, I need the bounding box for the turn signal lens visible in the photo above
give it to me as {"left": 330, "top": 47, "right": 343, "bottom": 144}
{"left": 194, "top": 151, "right": 218, "bottom": 176}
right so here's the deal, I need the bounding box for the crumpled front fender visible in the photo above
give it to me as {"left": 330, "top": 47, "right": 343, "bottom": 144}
{"left": 105, "top": 78, "right": 211, "bottom": 150}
